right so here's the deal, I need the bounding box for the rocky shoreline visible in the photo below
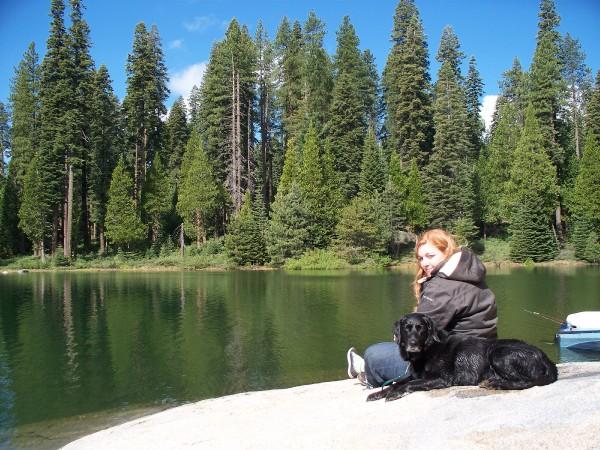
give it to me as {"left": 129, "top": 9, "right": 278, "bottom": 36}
{"left": 63, "top": 362, "right": 600, "bottom": 449}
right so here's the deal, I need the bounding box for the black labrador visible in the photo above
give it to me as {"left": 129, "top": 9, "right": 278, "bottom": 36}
{"left": 367, "top": 313, "right": 558, "bottom": 402}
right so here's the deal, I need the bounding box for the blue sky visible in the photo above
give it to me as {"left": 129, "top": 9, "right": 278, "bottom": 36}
{"left": 1, "top": 0, "right": 599, "bottom": 127}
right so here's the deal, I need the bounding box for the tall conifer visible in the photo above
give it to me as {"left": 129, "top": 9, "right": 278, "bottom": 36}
{"left": 383, "top": 2, "right": 432, "bottom": 166}
{"left": 507, "top": 105, "right": 559, "bottom": 261}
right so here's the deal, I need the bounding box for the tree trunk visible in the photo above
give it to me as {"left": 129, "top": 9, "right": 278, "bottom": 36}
{"left": 555, "top": 205, "right": 564, "bottom": 244}
{"left": 99, "top": 223, "right": 105, "bottom": 255}
{"left": 247, "top": 98, "right": 254, "bottom": 195}
{"left": 81, "top": 159, "right": 90, "bottom": 251}
{"left": 179, "top": 223, "right": 184, "bottom": 257}
{"left": 573, "top": 86, "right": 581, "bottom": 160}
{"left": 64, "top": 163, "right": 73, "bottom": 259}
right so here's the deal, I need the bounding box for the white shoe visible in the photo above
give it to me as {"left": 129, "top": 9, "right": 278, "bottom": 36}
{"left": 346, "top": 347, "right": 365, "bottom": 378}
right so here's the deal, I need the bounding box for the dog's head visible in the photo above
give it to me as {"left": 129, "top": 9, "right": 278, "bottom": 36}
{"left": 393, "top": 313, "right": 441, "bottom": 360}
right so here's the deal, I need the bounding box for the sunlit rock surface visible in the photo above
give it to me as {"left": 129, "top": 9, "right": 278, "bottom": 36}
{"left": 63, "top": 362, "right": 600, "bottom": 449}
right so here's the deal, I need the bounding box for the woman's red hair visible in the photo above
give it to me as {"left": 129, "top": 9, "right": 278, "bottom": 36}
{"left": 413, "top": 229, "right": 458, "bottom": 304}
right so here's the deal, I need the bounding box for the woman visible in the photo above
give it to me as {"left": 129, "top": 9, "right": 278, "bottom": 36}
{"left": 347, "top": 228, "right": 498, "bottom": 387}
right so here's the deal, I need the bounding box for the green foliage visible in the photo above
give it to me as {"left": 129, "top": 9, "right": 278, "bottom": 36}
{"left": 426, "top": 55, "right": 474, "bottom": 226}
{"left": 19, "top": 154, "right": 50, "bottom": 251}
{"left": 529, "top": 0, "right": 564, "bottom": 167}
{"left": 450, "top": 216, "right": 479, "bottom": 247}
{"left": 284, "top": 248, "right": 349, "bottom": 270}
{"left": 586, "top": 71, "right": 600, "bottom": 141}
{"left": 266, "top": 183, "right": 311, "bottom": 265}
{"left": 143, "top": 157, "right": 173, "bottom": 241}
{"left": 358, "top": 130, "right": 385, "bottom": 196}
{"left": 507, "top": 105, "right": 560, "bottom": 262}
{"left": 176, "top": 131, "right": 221, "bottom": 245}
{"left": 572, "top": 134, "right": 600, "bottom": 222}
{"left": 165, "top": 96, "right": 190, "bottom": 177}
{"left": 509, "top": 196, "right": 559, "bottom": 262}
{"left": 583, "top": 231, "right": 600, "bottom": 263}
{"left": 465, "top": 57, "right": 484, "bottom": 159}
{"left": 571, "top": 216, "right": 594, "bottom": 260}
{"left": 335, "top": 194, "right": 390, "bottom": 259}
{"left": 0, "top": 177, "right": 19, "bottom": 257}
{"left": 299, "top": 124, "right": 341, "bottom": 248}
{"left": 8, "top": 42, "right": 40, "bottom": 196}
{"left": 104, "top": 158, "right": 146, "bottom": 249}
{"left": 276, "top": 138, "right": 301, "bottom": 200}
{"left": 383, "top": 5, "right": 432, "bottom": 166}
{"left": 225, "top": 191, "right": 267, "bottom": 265}
{"left": 476, "top": 237, "right": 510, "bottom": 263}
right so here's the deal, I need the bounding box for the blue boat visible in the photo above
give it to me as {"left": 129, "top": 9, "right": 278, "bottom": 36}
{"left": 556, "top": 312, "right": 600, "bottom": 351}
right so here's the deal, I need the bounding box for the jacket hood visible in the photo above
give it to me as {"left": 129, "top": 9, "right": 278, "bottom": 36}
{"left": 434, "top": 247, "right": 486, "bottom": 284}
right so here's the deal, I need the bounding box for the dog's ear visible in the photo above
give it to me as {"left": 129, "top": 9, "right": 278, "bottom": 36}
{"left": 423, "top": 315, "right": 441, "bottom": 346}
{"left": 393, "top": 318, "right": 403, "bottom": 344}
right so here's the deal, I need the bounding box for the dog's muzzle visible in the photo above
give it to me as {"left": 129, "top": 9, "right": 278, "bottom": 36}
{"left": 405, "top": 345, "right": 421, "bottom": 353}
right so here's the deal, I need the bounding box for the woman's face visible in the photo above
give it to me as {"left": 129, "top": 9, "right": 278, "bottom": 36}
{"left": 417, "top": 242, "right": 445, "bottom": 277}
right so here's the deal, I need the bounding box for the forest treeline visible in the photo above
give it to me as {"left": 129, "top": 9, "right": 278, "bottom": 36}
{"left": 1, "top": 0, "right": 600, "bottom": 267}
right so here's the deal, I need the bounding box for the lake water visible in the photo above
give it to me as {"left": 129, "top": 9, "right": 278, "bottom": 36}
{"left": 1, "top": 267, "right": 599, "bottom": 448}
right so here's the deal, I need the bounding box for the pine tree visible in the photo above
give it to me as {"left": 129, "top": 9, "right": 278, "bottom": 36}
{"left": 274, "top": 18, "right": 304, "bottom": 146}
{"left": 164, "top": 96, "right": 189, "bottom": 179}
{"left": 324, "top": 16, "right": 368, "bottom": 200}
{"left": 104, "top": 157, "right": 146, "bottom": 250}
{"left": 142, "top": 157, "right": 173, "bottom": 244}
{"left": 254, "top": 21, "right": 278, "bottom": 209}
{"left": 560, "top": 33, "right": 592, "bottom": 160}
{"left": 507, "top": 105, "right": 559, "bottom": 261}
{"left": 176, "top": 131, "right": 221, "bottom": 246}
{"left": 335, "top": 194, "right": 390, "bottom": 258}
{"left": 465, "top": 56, "right": 484, "bottom": 160}
{"left": 266, "top": 182, "right": 311, "bottom": 265}
{"left": 403, "top": 159, "right": 429, "bottom": 232}
{"left": 436, "top": 26, "right": 465, "bottom": 79}
{"left": 529, "top": 0, "right": 564, "bottom": 167}
{"left": 38, "top": 0, "right": 73, "bottom": 255}
{"left": 0, "top": 103, "right": 8, "bottom": 174}
{"left": 359, "top": 129, "right": 385, "bottom": 196}
{"left": 225, "top": 191, "right": 267, "bottom": 265}
{"left": 571, "top": 216, "right": 594, "bottom": 260}
{"left": 8, "top": 43, "right": 41, "bottom": 197}
{"left": 0, "top": 176, "right": 19, "bottom": 257}
{"left": 383, "top": 2, "right": 432, "bottom": 166}
{"left": 299, "top": 124, "right": 340, "bottom": 248}
{"left": 88, "top": 65, "right": 120, "bottom": 255}
{"left": 572, "top": 134, "right": 600, "bottom": 225}
{"left": 197, "top": 20, "right": 256, "bottom": 213}
{"left": 19, "top": 154, "right": 51, "bottom": 259}
{"left": 122, "top": 22, "right": 169, "bottom": 204}
{"left": 426, "top": 49, "right": 474, "bottom": 228}
{"left": 586, "top": 71, "right": 600, "bottom": 142}
{"left": 301, "top": 12, "right": 333, "bottom": 131}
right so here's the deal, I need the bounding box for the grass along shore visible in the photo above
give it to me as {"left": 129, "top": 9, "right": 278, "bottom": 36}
{"left": 0, "top": 238, "right": 590, "bottom": 272}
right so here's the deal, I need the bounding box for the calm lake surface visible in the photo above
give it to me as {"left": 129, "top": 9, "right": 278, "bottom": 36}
{"left": 1, "top": 267, "right": 599, "bottom": 449}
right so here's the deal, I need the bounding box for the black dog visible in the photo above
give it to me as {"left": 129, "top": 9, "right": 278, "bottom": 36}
{"left": 367, "top": 313, "right": 558, "bottom": 402}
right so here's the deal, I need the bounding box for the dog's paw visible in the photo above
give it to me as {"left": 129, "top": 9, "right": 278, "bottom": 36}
{"left": 478, "top": 379, "right": 495, "bottom": 389}
{"left": 366, "top": 391, "right": 386, "bottom": 402}
{"left": 385, "top": 390, "right": 407, "bottom": 402}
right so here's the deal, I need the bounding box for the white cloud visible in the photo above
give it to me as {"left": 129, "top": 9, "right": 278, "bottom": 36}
{"left": 184, "top": 15, "right": 218, "bottom": 32}
{"left": 480, "top": 95, "right": 498, "bottom": 132}
{"left": 169, "top": 62, "right": 208, "bottom": 101}
{"left": 169, "top": 39, "right": 184, "bottom": 49}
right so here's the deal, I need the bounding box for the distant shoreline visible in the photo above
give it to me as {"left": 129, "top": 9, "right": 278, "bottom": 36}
{"left": 1, "top": 258, "right": 592, "bottom": 274}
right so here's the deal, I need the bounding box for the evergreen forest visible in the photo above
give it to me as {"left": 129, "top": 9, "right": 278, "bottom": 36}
{"left": 1, "top": 0, "right": 600, "bottom": 269}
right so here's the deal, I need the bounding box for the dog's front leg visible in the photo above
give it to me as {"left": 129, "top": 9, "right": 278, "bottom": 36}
{"left": 366, "top": 377, "right": 412, "bottom": 402}
{"left": 385, "top": 378, "right": 450, "bottom": 401}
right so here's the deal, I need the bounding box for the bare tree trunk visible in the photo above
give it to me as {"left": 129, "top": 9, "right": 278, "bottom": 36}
{"left": 179, "top": 223, "right": 184, "bottom": 257}
{"left": 52, "top": 210, "right": 59, "bottom": 255}
{"left": 247, "top": 98, "right": 254, "bottom": 195}
{"left": 64, "top": 163, "right": 73, "bottom": 259}
{"left": 81, "top": 159, "right": 90, "bottom": 251}
{"left": 134, "top": 140, "right": 139, "bottom": 204}
{"left": 99, "top": 223, "right": 105, "bottom": 255}
{"left": 555, "top": 205, "right": 564, "bottom": 244}
{"left": 573, "top": 87, "right": 581, "bottom": 159}
{"left": 39, "top": 239, "right": 45, "bottom": 262}
{"left": 235, "top": 71, "right": 242, "bottom": 212}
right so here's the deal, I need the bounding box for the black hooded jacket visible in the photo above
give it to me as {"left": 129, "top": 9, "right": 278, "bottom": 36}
{"left": 416, "top": 248, "right": 497, "bottom": 339}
